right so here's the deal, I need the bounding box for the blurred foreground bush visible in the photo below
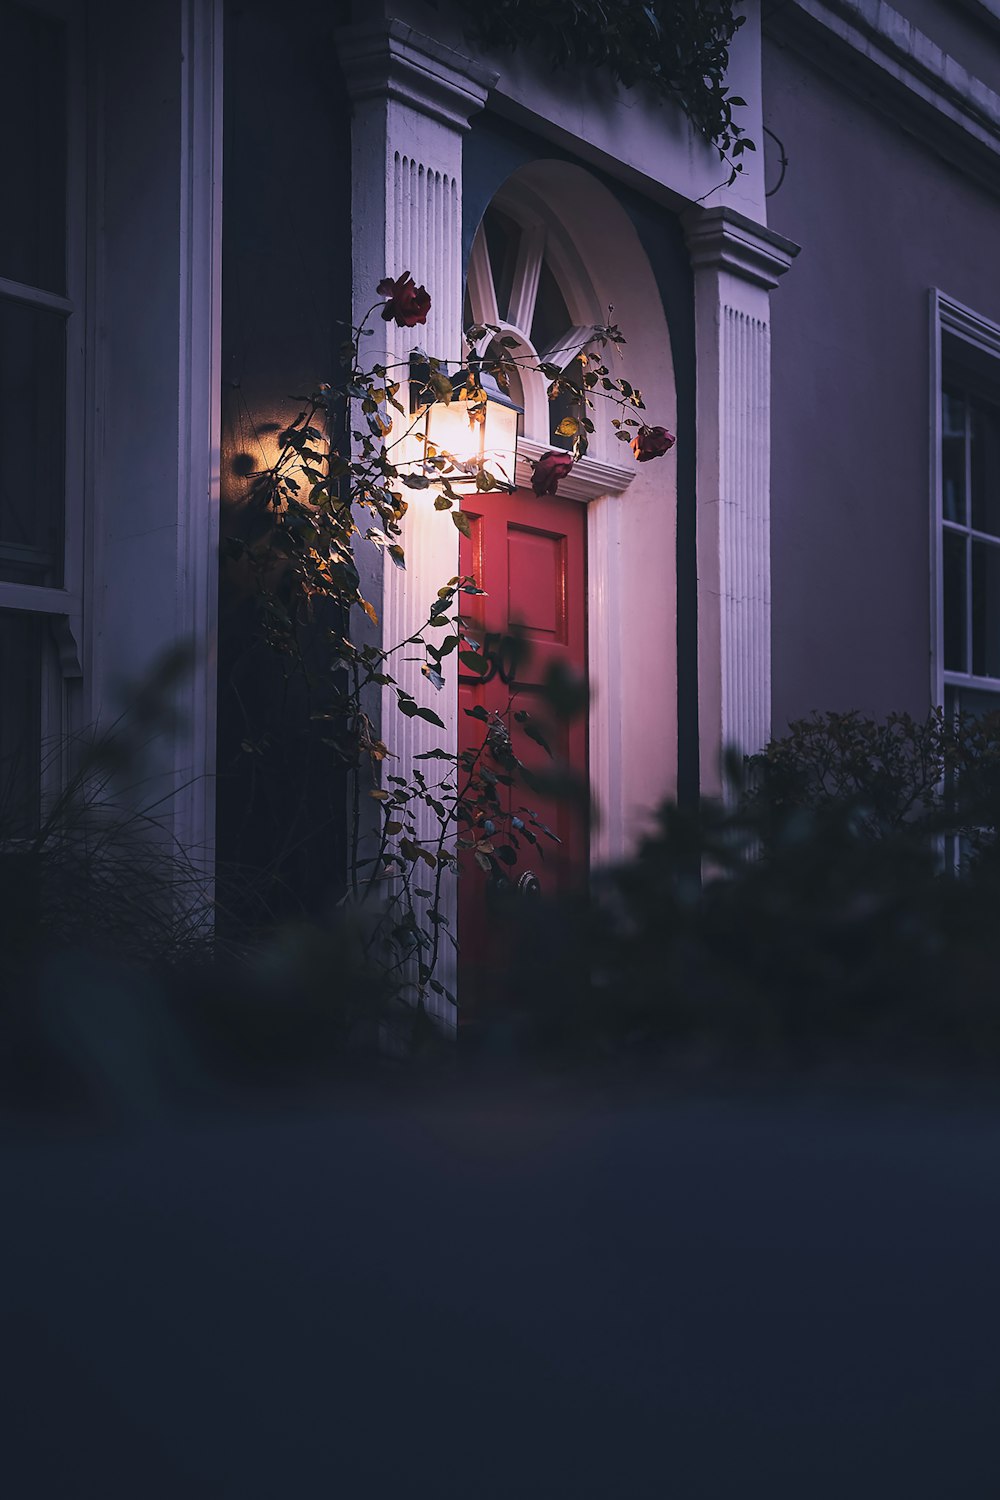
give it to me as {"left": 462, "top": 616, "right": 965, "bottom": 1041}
{"left": 10, "top": 705, "right": 1000, "bottom": 1116}
{"left": 505, "top": 709, "right": 1000, "bottom": 1067}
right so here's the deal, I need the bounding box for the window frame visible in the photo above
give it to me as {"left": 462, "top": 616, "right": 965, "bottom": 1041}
{"left": 0, "top": 0, "right": 89, "bottom": 811}
{"left": 931, "top": 290, "right": 1000, "bottom": 713}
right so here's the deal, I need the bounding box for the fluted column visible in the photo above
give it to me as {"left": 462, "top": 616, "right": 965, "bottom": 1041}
{"left": 683, "top": 206, "right": 799, "bottom": 796}
{"left": 336, "top": 21, "right": 495, "bottom": 1022}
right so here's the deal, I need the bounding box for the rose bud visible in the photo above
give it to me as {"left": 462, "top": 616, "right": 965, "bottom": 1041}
{"left": 531, "top": 450, "right": 575, "bottom": 496}
{"left": 377, "top": 272, "right": 432, "bottom": 328}
{"left": 630, "top": 424, "right": 676, "bottom": 462}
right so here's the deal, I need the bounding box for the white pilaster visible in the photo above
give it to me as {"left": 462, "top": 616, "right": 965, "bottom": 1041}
{"left": 91, "top": 0, "right": 223, "bottom": 908}
{"left": 174, "top": 0, "right": 224, "bottom": 886}
{"left": 683, "top": 207, "right": 799, "bottom": 795}
{"left": 336, "top": 21, "right": 495, "bottom": 1021}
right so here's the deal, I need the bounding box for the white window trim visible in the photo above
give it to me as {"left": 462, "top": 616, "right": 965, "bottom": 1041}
{"left": 0, "top": 0, "right": 88, "bottom": 809}
{"left": 930, "top": 289, "right": 1000, "bottom": 711}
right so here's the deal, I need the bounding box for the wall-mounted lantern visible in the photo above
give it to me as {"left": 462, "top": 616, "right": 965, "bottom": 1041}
{"left": 413, "top": 365, "right": 522, "bottom": 492}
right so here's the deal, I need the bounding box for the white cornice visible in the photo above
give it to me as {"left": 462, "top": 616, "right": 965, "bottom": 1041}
{"left": 335, "top": 19, "right": 497, "bottom": 131}
{"left": 769, "top": 0, "right": 1000, "bottom": 194}
{"left": 682, "top": 207, "right": 800, "bottom": 289}
{"left": 516, "top": 438, "right": 635, "bottom": 502}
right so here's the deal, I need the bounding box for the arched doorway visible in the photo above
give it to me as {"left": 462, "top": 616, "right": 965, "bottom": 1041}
{"left": 455, "top": 169, "right": 676, "bottom": 996}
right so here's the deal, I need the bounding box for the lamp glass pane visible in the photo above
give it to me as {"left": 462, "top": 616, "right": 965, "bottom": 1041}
{"left": 426, "top": 399, "right": 483, "bottom": 476}
{"left": 482, "top": 402, "right": 519, "bottom": 487}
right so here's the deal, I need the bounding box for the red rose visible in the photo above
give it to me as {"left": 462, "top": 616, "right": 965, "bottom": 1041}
{"left": 631, "top": 425, "right": 676, "bottom": 462}
{"left": 378, "top": 272, "right": 431, "bottom": 328}
{"left": 531, "top": 450, "right": 574, "bottom": 496}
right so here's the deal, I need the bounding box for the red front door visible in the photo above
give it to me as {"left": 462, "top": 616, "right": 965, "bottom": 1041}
{"left": 457, "top": 486, "right": 588, "bottom": 1002}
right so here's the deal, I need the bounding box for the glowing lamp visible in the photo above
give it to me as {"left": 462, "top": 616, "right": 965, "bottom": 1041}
{"left": 418, "top": 369, "right": 522, "bottom": 492}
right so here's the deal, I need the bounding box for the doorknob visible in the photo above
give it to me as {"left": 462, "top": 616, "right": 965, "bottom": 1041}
{"left": 517, "top": 870, "right": 541, "bottom": 898}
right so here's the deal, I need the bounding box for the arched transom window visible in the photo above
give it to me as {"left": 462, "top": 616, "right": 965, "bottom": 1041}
{"left": 465, "top": 191, "right": 605, "bottom": 457}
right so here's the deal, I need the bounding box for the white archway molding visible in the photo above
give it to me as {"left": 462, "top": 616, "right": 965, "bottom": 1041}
{"left": 467, "top": 159, "right": 680, "bottom": 867}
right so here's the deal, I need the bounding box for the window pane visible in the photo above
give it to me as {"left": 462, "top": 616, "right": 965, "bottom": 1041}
{"left": 0, "top": 298, "right": 66, "bottom": 586}
{"left": 972, "top": 538, "right": 1000, "bottom": 678}
{"left": 0, "top": 1, "right": 67, "bottom": 294}
{"left": 942, "top": 388, "right": 967, "bottom": 525}
{"left": 944, "top": 529, "right": 967, "bottom": 672}
{"left": 482, "top": 208, "right": 521, "bottom": 327}
{"left": 531, "top": 256, "right": 572, "bottom": 357}
{"left": 548, "top": 353, "right": 583, "bottom": 451}
{"left": 971, "top": 395, "right": 1000, "bottom": 537}
{"left": 947, "top": 683, "right": 1000, "bottom": 721}
{"left": 0, "top": 609, "right": 41, "bottom": 837}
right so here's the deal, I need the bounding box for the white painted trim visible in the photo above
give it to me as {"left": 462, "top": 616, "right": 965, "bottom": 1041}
{"left": 937, "top": 289, "right": 1000, "bottom": 358}
{"left": 774, "top": 0, "right": 1000, "bottom": 192}
{"left": 586, "top": 492, "right": 626, "bottom": 866}
{"left": 930, "top": 289, "right": 1000, "bottom": 712}
{"left": 684, "top": 207, "right": 800, "bottom": 290}
{"left": 61, "top": 0, "right": 88, "bottom": 706}
{"left": 0, "top": 586, "right": 81, "bottom": 616}
{"left": 173, "top": 0, "right": 224, "bottom": 875}
{"left": 684, "top": 204, "right": 797, "bottom": 792}
{"left": 336, "top": 18, "right": 497, "bottom": 133}
{"left": 930, "top": 290, "right": 945, "bottom": 713}
{"left": 515, "top": 438, "right": 634, "bottom": 503}
{"left": 0, "top": 276, "right": 73, "bottom": 314}
{"left": 467, "top": 231, "right": 499, "bottom": 326}
{"left": 944, "top": 670, "right": 1000, "bottom": 693}
{"left": 507, "top": 221, "right": 545, "bottom": 336}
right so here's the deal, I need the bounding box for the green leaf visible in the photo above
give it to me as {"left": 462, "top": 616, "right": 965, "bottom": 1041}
{"left": 522, "top": 720, "right": 552, "bottom": 756}
{"left": 452, "top": 509, "right": 472, "bottom": 538}
{"left": 464, "top": 705, "right": 489, "bottom": 722}
{"left": 459, "top": 650, "right": 490, "bottom": 676}
{"left": 427, "top": 370, "right": 454, "bottom": 403}
{"left": 398, "top": 699, "right": 445, "bottom": 728}
{"left": 434, "top": 495, "right": 453, "bottom": 511}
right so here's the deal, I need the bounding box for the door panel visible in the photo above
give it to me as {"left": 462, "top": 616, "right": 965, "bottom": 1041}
{"left": 457, "top": 487, "right": 587, "bottom": 1003}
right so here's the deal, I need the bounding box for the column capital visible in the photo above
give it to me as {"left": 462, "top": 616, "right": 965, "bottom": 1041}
{"left": 683, "top": 205, "right": 800, "bottom": 289}
{"left": 335, "top": 19, "right": 497, "bottom": 131}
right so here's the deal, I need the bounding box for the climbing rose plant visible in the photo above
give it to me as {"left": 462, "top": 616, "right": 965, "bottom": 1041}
{"left": 530, "top": 451, "right": 575, "bottom": 497}
{"left": 228, "top": 274, "right": 675, "bottom": 1009}
{"left": 632, "top": 425, "right": 676, "bottom": 462}
{"left": 378, "top": 272, "right": 432, "bottom": 328}
{"left": 457, "top": 0, "right": 754, "bottom": 183}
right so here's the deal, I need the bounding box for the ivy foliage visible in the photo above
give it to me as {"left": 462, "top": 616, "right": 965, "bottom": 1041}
{"left": 457, "top": 0, "right": 752, "bottom": 173}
